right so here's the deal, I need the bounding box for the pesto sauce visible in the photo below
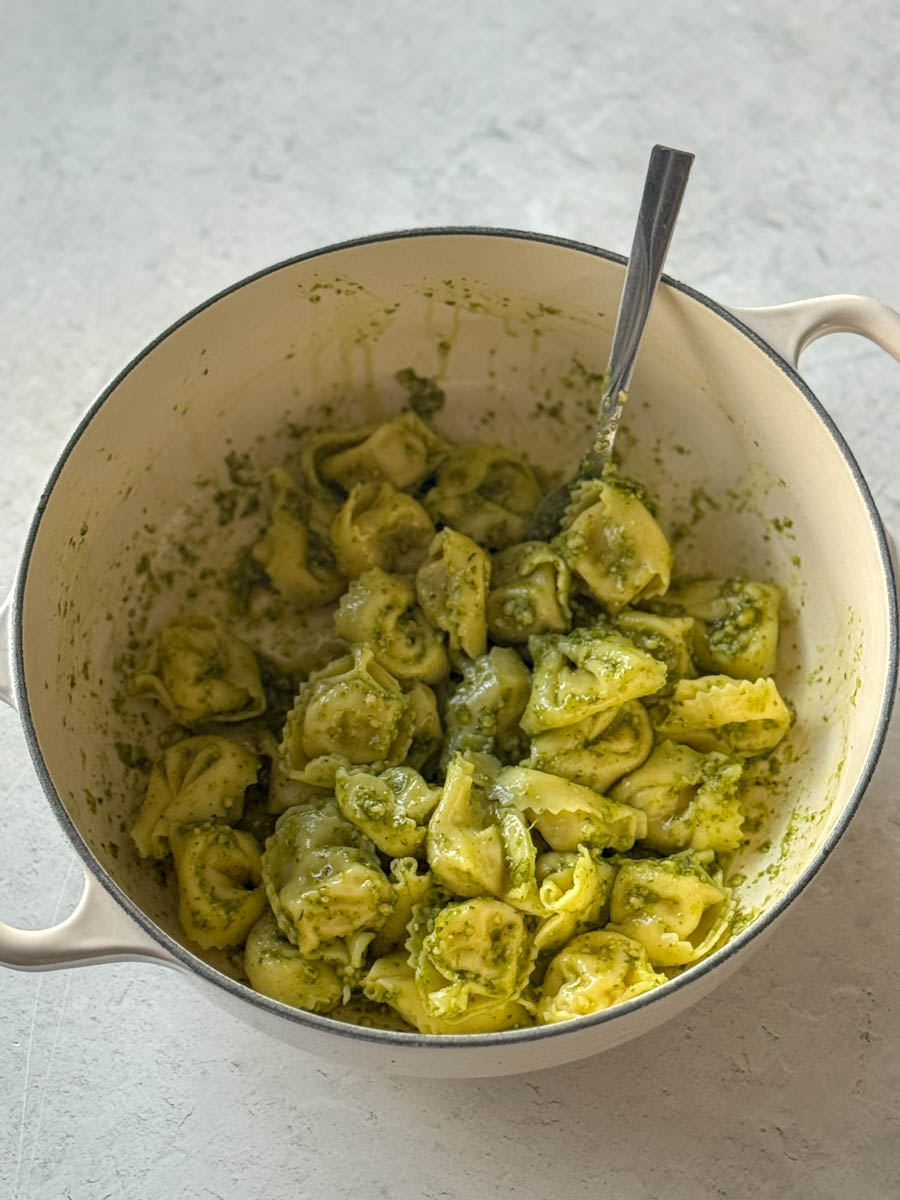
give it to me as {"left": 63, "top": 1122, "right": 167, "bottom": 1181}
{"left": 395, "top": 367, "right": 446, "bottom": 421}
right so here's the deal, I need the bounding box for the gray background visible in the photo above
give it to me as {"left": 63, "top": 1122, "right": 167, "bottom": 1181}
{"left": 2, "top": 2, "right": 899, "bottom": 1197}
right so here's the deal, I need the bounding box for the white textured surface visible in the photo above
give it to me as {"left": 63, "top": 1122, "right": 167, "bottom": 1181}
{"left": 2, "top": 2, "right": 899, "bottom": 1197}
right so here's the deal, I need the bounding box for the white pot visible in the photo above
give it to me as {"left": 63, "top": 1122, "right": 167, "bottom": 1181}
{"left": 1, "top": 230, "right": 897, "bottom": 1078}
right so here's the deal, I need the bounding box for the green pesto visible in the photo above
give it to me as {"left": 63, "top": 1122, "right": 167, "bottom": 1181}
{"left": 229, "top": 551, "right": 272, "bottom": 612}
{"left": 257, "top": 655, "right": 302, "bottom": 737}
{"left": 602, "top": 468, "right": 660, "bottom": 519}
{"left": 395, "top": 367, "right": 446, "bottom": 420}
{"left": 213, "top": 489, "right": 239, "bottom": 526}
{"left": 114, "top": 742, "right": 153, "bottom": 772}
{"left": 225, "top": 451, "right": 259, "bottom": 488}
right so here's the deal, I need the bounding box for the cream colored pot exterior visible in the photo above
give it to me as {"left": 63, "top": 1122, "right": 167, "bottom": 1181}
{"left": 1, "top": 231, "right": 897, "bottom": 1078}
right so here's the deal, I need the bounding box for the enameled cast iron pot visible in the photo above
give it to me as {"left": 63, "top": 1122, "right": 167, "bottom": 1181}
{"left": 1, "top": 230, "right": 898, "bottom": 1078}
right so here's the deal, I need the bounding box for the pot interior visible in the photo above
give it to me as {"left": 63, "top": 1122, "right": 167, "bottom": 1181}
{"left": 18, "top": 232, "right": 894, "bottom": 995}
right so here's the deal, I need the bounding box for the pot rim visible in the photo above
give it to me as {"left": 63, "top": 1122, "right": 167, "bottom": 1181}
{"left": 12, "top": 225, "right": 898, "bottom": 1050}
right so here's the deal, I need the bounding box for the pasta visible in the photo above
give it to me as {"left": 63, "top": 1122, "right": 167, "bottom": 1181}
{"left": 645, "top": 576, "right": 783, "bottom": 680}
{"left": 370, "top": 856, "right": 433, "bottom": 957}
{"left": 441, "top": 647, "right": 531, "bottom": 767}
{"left": 607, "top": 850, "right": 732, "bottom": 967}
{"left": 486, "top": 540, "right": 571, "bottom": 644}
{"left": 534, "top": 848, "right": 616, "bottom": 953}
{"left": 249, "top": 467, "right": 345, "bottom": 609}
{"left": 170, "top": 822, "right": 267, "bottom": 950}
{"left": 423, "top": 443, "right": 542, "bottom": 550}
{"left": 415, "top": 529, "right": 490, "bottom": 661}
{"left": 610, "top": 740, "right": 745, "bottom": 854}
{"left": 406, "top": 891, "right": 535, "bottom": 1017}
{"left": 279, "top": 645, "right": 414, "bottom": 786}
{"left": 334, "top": 765, "right": 440, "bottom": 857}
{"left": 403, "top": 680, "right": 444, "bottom": 773}
{"left": 363, "top": 952, "right": 532, "bottom": 1034}
{"left": 524, "top": 701, "right": 654, "bottom": 793}
{"left": 537, "top": 931, "right": 666, "bottom": 1023}
{"left": 261, "top": 801, "right": 394, "bottom": 968}
{"left": 555, "top": 477, "right": 672, "bottom": 610}
{"left": 652, "top": 675, "right": 791, "bottom": 754}
{"left": 127, "top": 404, "right": 792, "bottom": 1033}
{"left": 331, "top": 482, "right": 435, "bottom": 578}
{"left": 245, "top": 911, "right": 345, "bottom": 1011}
{"left": 131, "top": 615, "right": 266, "bottom": 725}
{"left": 613, "top": 610, "right": 697, "bottom": 696}
{"left": 317, "top": 411, "right": 448, "bottom": 492}
{"left": 521, "top": 627, "right": 668, "bottom": 734}
{"left": 131, "top": 734, "right": 261, "bottom": 859}
{"left": 424, "top": 754, "right": 539, "bottom": 906}
{"left": 490, "top": 765, "right": 647, "bottom": 854}
{"left": 334, "top": 567, "right": 450, "bottom": 684}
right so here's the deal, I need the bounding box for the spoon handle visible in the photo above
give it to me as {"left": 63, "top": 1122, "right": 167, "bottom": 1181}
{"left": 591, "top": 145, "right": 694, "bottom": 461}
{"left": 526, "top": 146, "right": 693, "bottom": 542}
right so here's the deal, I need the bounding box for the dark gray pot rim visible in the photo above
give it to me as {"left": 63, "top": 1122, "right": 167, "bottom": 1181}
{"left": 12, "top": 226, "right": 898, "bottom": 1052}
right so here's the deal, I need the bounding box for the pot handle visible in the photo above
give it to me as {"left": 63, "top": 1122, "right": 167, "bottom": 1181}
{"left": 0, "top": 871, "right": 177, "bottom": 971}
{"left": 0, "top": 594, "right": 176, "bottom": 971}
{"left": 729, "top": 293, "right": 900, "bottom": 368}
{"left": 733, "top": 294, "right": 900, "bottom": 592}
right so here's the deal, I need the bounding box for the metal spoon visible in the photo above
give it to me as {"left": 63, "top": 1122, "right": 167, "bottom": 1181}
{"left": 527, "top": 144, "right": 694, "bottom": 541}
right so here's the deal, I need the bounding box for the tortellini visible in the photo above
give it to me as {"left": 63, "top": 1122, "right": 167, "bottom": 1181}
{"left": 614, "top": 609, "right": 697, "bottom": 696}
{"left": 261, "top": 802, "right": 393, "bottom": 960}
{"left": 425, "top": 755, "right": 541, "bottom": 913}
{"left": 486, "top": 541, "right": 571, "bottom": 644}
{"left": 245, "top": 911, "right": 344, "bottom": 1012}
{"left": 250, "top": 467, "right": 344, "bottom": 608}
{"left": 403, "top": 680, "right": 444, "bottom": 773}
{"left": 653, "top": 675, "right": 791, "bottom": 755}
{"left": 299, "top": 426, "right": 376, "bottom": 497}
{"left": 171, "top": 822, "right": 267, "bottom": 950}
{"left": 534, "top": 848, "right": 617, "bottom": 953}
{"left": 335, "top": 765, "right": 440, "bottom": 857}
{"left": 524, "top": 701, "right": 653, "bottom": 793}
{"left": 608, "top": 851, "right": 732, "bottom": 967}
{"left": 490, "top": 766, "right": 647, "bottom": 854}
{"left": 279, "top": 646, "right": 414, "bottom": 786}
{"left": 537, "top": 931, "right": 666, "bottom": 1024}
{"left": 331, "top": 482, "right": 435, "bottom": 578}
{"left": 423, "top": 443, "right": 542, "bottom": 550}
{"left": 363, "top": 952, "right": 532, "bottom": 1034}
{"left": 610, "top": 740, "right": 745, "bottom": 853}
{"left": 318, "top": 411, "right": 447, "bottom": 492}
{"left": 415, "top": 528, "right": 490, "bottom": 660}
{"left": 407, "top": 892, "right": 535, "bottom": 1018}
{"left": 267, "top": 757, "right": 330, "bottom": 815}
{"left": 424, "top": 754, "right": 507, "bottom": 898}
{"left": 441, "top": 647, "right": 531, "bottom": 767}
{"left": 370, "top": 857, "right": 433, "bottom": 957}
{"left": 131, "top": 735, "right": 260, "bottom": 859}
{"left": 125, "top": 410, "right": 797, "bottom": 1035}
{"left": 648, "top": 576, "right": 783, "bottom": 680}
{"left": 521, "top": 627, "right": 667, "bottom": 735}
{"left": 334, "top": 568, "right": 449, "bottom": 684}
{"left": 132, "top": 615, "right": 266, "bottom": 725}
{"left": 555, "top": 478, "right": 672, "bottom": 610}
